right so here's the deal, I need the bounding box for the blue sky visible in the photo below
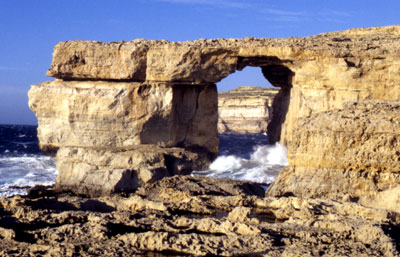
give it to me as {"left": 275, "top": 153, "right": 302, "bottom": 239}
{"left": 0, "top": 0, "right": 399, "bottom": 125}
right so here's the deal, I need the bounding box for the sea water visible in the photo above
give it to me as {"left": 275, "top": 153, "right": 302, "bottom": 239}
{"left": 0, "top": 125, "right": 57, "bottom": 197}
{"left": 0, "top": 125, "right": 288, "bottom": 197}
{"left": 192, "top": 133, "right": 288, "bottom": 184}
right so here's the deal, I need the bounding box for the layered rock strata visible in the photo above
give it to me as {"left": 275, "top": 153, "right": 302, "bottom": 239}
{"left": 267, "top": 101, "right": 400, "bottom": 210}
{"left": 43, "top": 25, "right": 400, "bottom": 145}
{"left": 29, "top": 81, "right": 218, "bottom": 195}
{"left": 218, "top": 86, "right": 278, "bottom": 133}
{"left": 1, "top": 176, "right": 400, "bottom": 256}
{"left": 29, "top": 25, "right": 400, "bottom": 197}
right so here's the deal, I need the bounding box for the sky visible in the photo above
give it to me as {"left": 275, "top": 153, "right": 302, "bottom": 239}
{"left": 0, "top": 0, "right": 399, "bottom": 125}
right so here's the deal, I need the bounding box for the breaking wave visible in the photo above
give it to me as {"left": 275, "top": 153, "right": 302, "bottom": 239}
{"left": 193, "top": 133, "right": 288, "bottom": 184}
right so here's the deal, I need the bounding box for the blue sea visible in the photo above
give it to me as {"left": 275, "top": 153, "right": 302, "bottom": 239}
{"left": 0, "top": 124, "right": 287, "bottom": 197}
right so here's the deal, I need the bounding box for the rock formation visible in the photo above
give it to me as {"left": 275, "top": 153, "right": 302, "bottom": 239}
{"left": 1, "top": 177, "right": 400, "bottom": 256}
{"left": 42, "top": 26, "right": 400, "bottom": 145}
{"left": 29, "top": 25, "right": 400, "bottom": 197}
{"left": 29, "top": 81, "right": 218, "bottom": 196}
{"left": 267, "top": 101, "right": 400, "bottom": 211}
{"left": 218, "top": 86, "right": 277, "bottom": 134}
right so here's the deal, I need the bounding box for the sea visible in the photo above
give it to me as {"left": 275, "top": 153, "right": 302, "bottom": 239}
{"left": 0, "top": 124, "right": 288, "bottom": 197}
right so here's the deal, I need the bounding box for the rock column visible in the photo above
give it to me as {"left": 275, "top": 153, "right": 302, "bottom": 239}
{"left": 29, "top": 41, "right": 221, "bottom": 196}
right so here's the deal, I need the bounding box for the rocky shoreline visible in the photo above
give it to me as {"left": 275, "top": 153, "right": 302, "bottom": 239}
{"left": 15, "top": 25, "right": 400, "bottom": 256}
{"left": 1, "top": 176, "right": 400, "bottom": 256}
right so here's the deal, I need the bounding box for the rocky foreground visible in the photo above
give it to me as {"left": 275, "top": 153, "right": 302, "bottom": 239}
{"left": 1, "top": 176, "right": 400, "bottom": 256}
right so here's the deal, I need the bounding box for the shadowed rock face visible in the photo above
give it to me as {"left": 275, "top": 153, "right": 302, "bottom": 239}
{"left": 29, "top": 25, "right": 400, "bottom": 196}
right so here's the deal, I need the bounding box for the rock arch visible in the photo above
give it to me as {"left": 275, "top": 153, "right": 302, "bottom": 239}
{"left": 29, "top": 25, "right": 400, "bottom": 197}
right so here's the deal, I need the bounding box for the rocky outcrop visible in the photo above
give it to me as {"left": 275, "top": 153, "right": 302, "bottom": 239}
{"left": 267, "top": 101, "right": 400, "bottom": 211}
{"left": 1, "top": 176, "right": 400, "bottom": 256}
{"left": 29, "top": 81, "right": 218, "bottom": 196}
{"left": 29, "top": 25, "right": 400, "bottom": 196}
{"left": 43, "top": 25, "right": 400, "bottom": 145}
{"left": 218, "top": 86, "right": 277, "bottom": 133}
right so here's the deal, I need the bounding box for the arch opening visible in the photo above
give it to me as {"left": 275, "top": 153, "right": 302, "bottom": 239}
{"left": 193, "top": 60, "right": 293, "bottom": 185}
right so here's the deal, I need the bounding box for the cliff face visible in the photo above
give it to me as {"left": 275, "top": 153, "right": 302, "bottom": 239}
{"left": 44, "top": 26, "right": 400, "bottom": 145}
{"left": 218, "top": 86, "right": 277, "bottom": 134}
{"left": 29, "top": 81, "right": 218, "bottom": 196}
{"left": 267, "top": 101, "right": 400, "bottom": 211}
{"left": 29, "top": 25, "right": 400, "bottom": 197}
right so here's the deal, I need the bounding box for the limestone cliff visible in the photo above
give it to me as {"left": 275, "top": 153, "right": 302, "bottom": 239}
{"left": 267, "top": 100, "right": 400, "bottom": 212}
{"left": 29, "top": 25, "right": 400, "bottom": 197}
{"left": 29, "top": 81, "right": 218, "bottom": 195}
{"left": 218, "top": 86, "right": 277, "bottom": 134}
{"left": 44, "top": 25, "right": 400, "bottom": 145}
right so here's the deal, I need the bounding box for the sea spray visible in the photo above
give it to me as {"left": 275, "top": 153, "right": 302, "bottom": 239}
{"left": 0, "top": 126, "right": 286, "bottom": 196}
{"left": 193, "top": 142, "right": 288, "bottom": 184}
{"left": 0, "top": 155, "right": 57, "bottom": 197}
{"left": 0, "top": 125, "right": 58, "bottom": 197}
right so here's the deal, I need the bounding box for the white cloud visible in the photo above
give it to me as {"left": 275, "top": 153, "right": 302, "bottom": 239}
{"left": 153, "top": 0, "right": 352, "bottom": 24}
{"left": 319, "top": 9, "right": 352, "bottom": 18}
{"left": 157, "top": 0, "right": 250, "bottom": 9}
{"left": 0, "top": 66, "right": 17, "bottom": 71}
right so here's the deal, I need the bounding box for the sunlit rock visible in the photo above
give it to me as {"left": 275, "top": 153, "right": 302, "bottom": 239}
{"left": 218, "top": 86, "right": 278, "bottom": 134}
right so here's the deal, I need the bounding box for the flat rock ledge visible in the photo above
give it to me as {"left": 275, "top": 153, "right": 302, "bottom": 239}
{"left": 1, "top": 176, "right": 400, "bottom": 257}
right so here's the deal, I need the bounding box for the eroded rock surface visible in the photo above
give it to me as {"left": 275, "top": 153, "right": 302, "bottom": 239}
{"left": 29, "top": 25, "right": 400, "bottom": 197}
{"left": 267, "top": 101, "right": 400, "bottom": 210}
{"left": 218, "top": 86, "right": 278, "bottom": 133}
{"left": 29, "top": 81, "right": 218, "bottom": 195}
{"left": 44, "top": 25, "right": 400, "bottom": 144}
{"left": 1, "top": 176, "right": 400, "bottom": 256}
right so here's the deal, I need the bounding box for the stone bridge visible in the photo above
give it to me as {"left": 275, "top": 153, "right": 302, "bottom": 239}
{"left": 29, "top": 26, "right": 400, "bottom": 202}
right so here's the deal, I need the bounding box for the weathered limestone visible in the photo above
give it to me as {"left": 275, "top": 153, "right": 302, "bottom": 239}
{"left": 46, "top": 40, "right": 152, "bottom": 81}
{"left": 29, "top": 25, "right": 400, "bottom": 198}
{"left": 267, "top": 101, "right": 400, "bottom": 210}
{"left": 45, "top": 25, "right": 400, "bottom": 145}
{"left": 55, "top": 146, "right": 210, "bottom": 196}
{"left": 1, "top": 176, "right": 400, "bottom": 256}
{"left": 218, "top": 86, "right": 278, "bottom": 133}
{"left": 29, "top": 80, "right": 218, "bottom": 155}
{"left": 29, "top": 80, "right": 218, "bottom": 195}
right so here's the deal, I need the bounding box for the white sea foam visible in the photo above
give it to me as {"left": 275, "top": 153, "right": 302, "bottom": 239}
{"left": 193, "top": 143, "right": 288, "bottom": 184}
{"left": 0, "top": 155, "right": 57, "bottom": 197}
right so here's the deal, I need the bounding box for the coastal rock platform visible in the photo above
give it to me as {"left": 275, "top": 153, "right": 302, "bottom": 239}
{"left": 1, "top": 176, "right": 400, "bottom": 256}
